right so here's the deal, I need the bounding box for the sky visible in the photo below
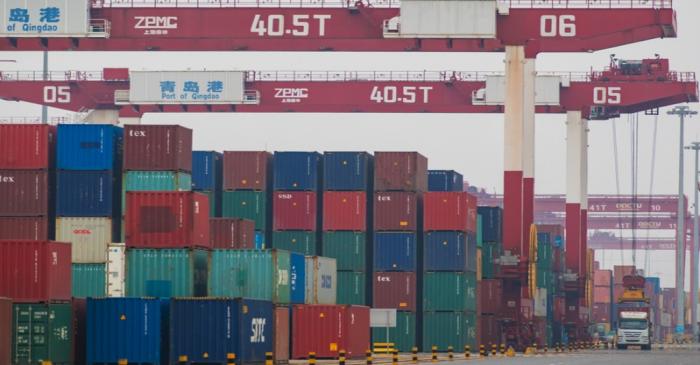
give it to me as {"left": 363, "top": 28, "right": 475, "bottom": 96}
{"left": 1, "top": 0, "right": 699, "bottom": 289}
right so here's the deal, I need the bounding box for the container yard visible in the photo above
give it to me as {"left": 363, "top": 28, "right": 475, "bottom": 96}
{"left": 1, "top": 1, "right": 700, "bottom": 364}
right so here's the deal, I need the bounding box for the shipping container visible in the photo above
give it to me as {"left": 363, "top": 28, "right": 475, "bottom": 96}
{"left": 56, "top": 170, "right": 118, "bottom": 217}
{"left": 169, "top": 298, "right": 273, "bottom": 364}
{"left": 86, "top": 297, "right": 168, "bottom": 365}
{"left": 106, "top": 244, "right": 125, "bottom": 298}
{"left": 427, "top": 170, "right": 463, "bottom": 192}
{"left": 323, "top": 152, "right": 372, "bottom": 191}
{"left": 125, "top": 191, "right": 210, "bottom": 248}
{"left": 56, "top": 217, "right": 113, "bottom": 263}
{"left": 645, "top": 277, "right": 661, "bottom": 295}
{"left": 192, "top": 151, "right": 222, "bottom": 191}
{"left": 374, "top": 191, "right": 419, "bottom": 231}
{"left": 291, "top": 252, "right": 306, "bottom": 304}
{"left": 423, "top": 231, "right": 470, "bottom": 271}
{"left": 273, "top": 191, "right": 318, "bottom": 231}
{"left": 321, "top": 232, "right": 367, "bottom": 271}
{"left": 373, "top": 272, "right": 417, "bottom": 311}
{"left": 0, "top": 297, "right": 10, "bottom": 365}
{"left": 72, "top": 298, "right": 87, "bottom": 365}
{"left": 222, "top": 191, "right": 268, "bottom": 230}
{"left": 305, "top": 256, "right": 337, "bottom": 305}
{"left": 322, "top": 191, "right": 367, "bottom": 231}
{"left": 223, "top": 151, "right": 272, "bottom": 191}
{"left": 123, "top": 125, "right": 192, "bottom": 172}
{"left": 481, "top": 241, "right": 501, "bottom": 279}
{"left": 274, "top": 306, "right": 290, "bottom": 363}
{"left": 198, "top": 190, "right": 221, "bottom": 217}
{"left": 272, "top": 231, "right": 318, "bottom": 255}
{"left": 592, "top": 303, "right": 612, "bottom": 323}
{"left": 0, "top": 240, "right": 71, "bottom": 302}
{"left": 0, "top": 169, "right": 50, "bottom": 216}
{"left": 209, "top": 218, "right": 255, "bottom": 249}
{"left": 126, "top": 248, "right": 208, "bottom": 297}
{"left": 421, "top": 311, "right": 475, "bottom": 351}
{"left": 534, "top": 288, "right": 547, "bottom": 317}
{"left": 209, "top": 249, "right": 291, "bottom": 304}
{"left": 57, "top": 124, "right": 122, "bottom": 170}
{"left": 292, "top": 305, "right": 369, "bottom": 359}
{"left": 0, "top": 216, "right": 49, "bottom": 240}
{"left": 594, "top": 270, "right": 613, "bottom": 287}
{"left": 0, "top": 124, "right": 55, "bottom": 169}
{"left": 373, "top": 232, "right": 417, "bottom": 271}
{"left": 424, "top": 192, "right": 477, "bottom": 232}
{"left": 12, "top": 303, "right": 72, "bottom": 365}
{"left": 374, "top": 152, "right": 427, "bottom": 192}
{"left": 72, "top": 264, "right": 106, "bottom": 298}
{"left": 479, "top": 279, "right": 503, "bottom": 315}
{"left": 371, "top": 311, "right": 416, "bottom": 352}
{"left": 423, "top": 272, "right": 477, "bottom": 312}
{"left": 478, "top": 315, "right": 500, "bottom": 346}
{"left": 476, "top": 206, "right": 502, "bottom": 243}
{"left": 337, "top": 271, "right": 366, "bottom": 305}
{"left": 273, "top": 152, "right": 321, "bottom": 191}
{"left": 123, "top": 170, "right": 192, "bottom": 192}
{"left": 593, "top": 286, "right": 612, "bottom": 304}
{"left": 255, "top": 231, "right": 266, "bottom": 249}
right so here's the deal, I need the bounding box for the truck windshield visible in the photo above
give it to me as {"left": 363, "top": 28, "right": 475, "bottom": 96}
{"left": 620, "top": 320, "right": 647, "bottom": 330}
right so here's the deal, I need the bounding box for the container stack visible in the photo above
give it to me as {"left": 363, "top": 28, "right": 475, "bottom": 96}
{"left": 271, "top": 152, "right": 322, "bottom": 255}
{"left": 55, "top": 124, "right": 123, "bottom": 298}
{"left": 612, "top": 265, "right": 636, "bottom": 325}
{"left": 644, "top": 276, "right": 662, "bottom": 342}
{"left": 222, "top": 151, "right": 272, "bottom": 248}
{"left": 321, "top": 152, "right": 372, "bottom": 305}
{"left": 534, "top": 224, "right": 564, "bottom": 347}
{"left": 0, "top": 124, "right": 55, "bottom": 240}
{"left": 422, "top": 189, "right": 478, "bottom": 351}
{"left": 192, "top": 151, "right": 223, "bottom": 217}
{"left": 592, "top": 269, "right": 613, "bottom": 337}
{"left": 476, "top": 206, "right": 503, "bottom": 347}
{"left": 371, "top": 152, "right": 426, "bottom": 352}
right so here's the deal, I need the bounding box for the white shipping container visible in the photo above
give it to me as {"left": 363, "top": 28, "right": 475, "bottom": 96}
{"left": 305, "top": 256, "right": 337, "bottom": 305}
{"left": 398, "top": 0, "right": 497, "bottom": 38}
{"left": 56, "top": 217, "right": 112, "bottom": 263}
{"left": 106, "top": 243, "right": 126, "bottom": 297}
{"left": 0, "top": 0, "right": 90, "bottom": 37}
{"left": 534, "top": 288, "right": 547, "bottom": 318}
{"left": 129, "top": 71, "right": 246, "bottom": 105}
{"left": 481, "top": 75, "right": 561, "bottom": 105}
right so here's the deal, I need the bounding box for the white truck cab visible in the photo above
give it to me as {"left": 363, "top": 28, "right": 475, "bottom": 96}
{"left": 617, "top": 311, "right": 651, "bottom": 350}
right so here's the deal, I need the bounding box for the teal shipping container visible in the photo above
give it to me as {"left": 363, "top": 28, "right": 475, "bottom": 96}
{"left": 126, "top": 249, "right": 208, "bottom": 297}
{"left": 421, "top": 311, "right": 475, "bottom": 351}
{"left": 337, "top": 271, "right": 366, "bottom": 305}
{"left": 476, "top": 214, "right": 483, "bottom": 248}
{"left": 481, "top": 241, "right": 501, "bottom": 279}
{"left": 222, "top": 191, "right": 268, "bottom": 230}
{"left": 72, "top": 264, "right": 106, "bottom": 298}
{"left": 272, "top": 231, "right": 318, "bottom": 255}
{"left": 422, "top": 272, "right": 477, "bottom": 312}
{"left": 321, "top": 232, "right": 367, "bottom": 271}
{"left": 209, "top": 249, "right": 291, "bottom": 304}
{"left": 371, "top": 311, "right": 416, "bottom": 352}
{"left": 122, "top": 171, "right": 192, "bottom": 208}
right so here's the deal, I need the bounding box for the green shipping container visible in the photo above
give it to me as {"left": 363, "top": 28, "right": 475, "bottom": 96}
{"left": 464, "top": 311, "right": 477, "bottom": 349}
{"left": 71, "top": 264, "right": 106, "bottom": 298}
{"left": 222, "top": 191, "right": 268, "bottom": 230}
{"left": 536, "top": 269, "right": 554, "bottom": 290}
{"left": 12, "top": 303, "right": 72, "bottom": 365}
{"left": 126, "top": 249, "right": 208, "bottom": 297}
{"left": 421, "top": 311, "right": 474, "bottom": 351}
{"left": 536, "top": 241, "right": 552, "bottom": 271}
{"left": 321, "top": 232, "right": 367, "bottom": 271}
{"left": 122, "top": 171, "right": 192, "bottom": 208}
{"left": 422, "top": 272, "right": 477, "bottom": 312}
{"left": 372, "top": 311, "right": 416, "bottom": 352}
{"left": 476, "top": 214, "right": 483, "bottom": 248}
{"left": 481, "top": 242, "right": 501, "bottom": 279}
{"left": 272, "top": 231, "right": 318, "bottom": 255}
{"left": 337, "top": 271, "right": 366, "bottom": 305}
{"left": 209, "top": 249, "right": 291, "bottom": 304}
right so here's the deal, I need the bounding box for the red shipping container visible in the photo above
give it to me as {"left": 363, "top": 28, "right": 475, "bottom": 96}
{"left": 273, "top": 191, "right": 318, "bottom": 231}
{"left": 292, "top": 305, "right": 370, "bottom": 359}
{"left": 613, "top": 265, "right": 636, "bottom": 284}
{"left": 520, "top": 298, "right": 534, "bottom": 321}
{"left": 209, "top": 218, "right": 255, "bottom": 249}
{"left": 374, "top": 152, "right": 427, "bottom": 192}
{"left": 0, "top": 170, "right": 50, "bottom": 216}
{"left": 0, "top": 124, "right": 55, "bottom": 169}
{"left": 372, "top": 272, "right": 416, "bottom": 311}
{"left": 479, "top": 315, "right": 500, "bottom": 346}
{"left": 323, "top": 191, "right": 367, "bottom": 231}
{"left": 565, "top": 300, "right": 579, "bottom": 324}
{"left": 423, "top": 192, "right": 477, "bottom": 232}
{"left": 72, "top": 298, "right": 87, "bottom": 365}
{"left": 0, "top": 297, "right": 10, "bottom": 365}
{"left": 592, "top": 303, "right": 611, "bottom": 323}
{"left": 593, "top": 286, "right": 611, "bottom": 304}
{"left": 223, "top": 151, "right": 271, "bottom": 191}
{"left": 594, "top": 270, "right": 612, "bottom": 287}
{"left": 479, "top": 279, "right": 503, "bottom": 315}
{"left": 123, "top": 125, "right": 192, "bottom": 172}
{"left": 125, "top": 192, "right": 210, "bottom": 248}
{"left": 103, "top": 67, "right": 129, "bottom": 80}
{"left": 374, "top": 192, "right": 418, "bottom": 231}
{"left": 274, "top": 306, "right": 290, "bottom": 362}
{"left": 0, "top": 217, "right": 49, "bottom": 240}
{"left": 0, "top": 240, "right": 71, "bottom": 302}
{"left": 554, "top": 296, "right": 565, "bottom": 322}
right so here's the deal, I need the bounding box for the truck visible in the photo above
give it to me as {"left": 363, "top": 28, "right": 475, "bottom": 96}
{"left": 615, "top": 275, "right": 652, "bottom": 350}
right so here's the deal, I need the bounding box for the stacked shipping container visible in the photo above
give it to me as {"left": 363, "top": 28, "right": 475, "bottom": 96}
{"left": 592, "top": 269, "right": 613, "bottom": 337}
{"left": 535, "top": 225, "right": 565, "bottom": 347}
{"left": 476, "top": 206, "right": 503, "bottom": 347}
{"left": 192, "top": 151, "right": 223, "bottom": 217}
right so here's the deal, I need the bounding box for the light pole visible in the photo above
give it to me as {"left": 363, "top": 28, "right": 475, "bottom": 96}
{"left": 669, "top": 105, "right": 698, "bottom": 338}
{"left": 687, "top": 141, "right": 700, "bottom": 340}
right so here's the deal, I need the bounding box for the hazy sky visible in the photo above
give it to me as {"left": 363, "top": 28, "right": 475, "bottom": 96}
{"left": 1, "top": 0, "right": 699, "bottom": 288}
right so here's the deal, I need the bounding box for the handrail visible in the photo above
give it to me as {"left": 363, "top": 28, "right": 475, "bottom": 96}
{"left": 90, "top": 0, "right": 672, "bottom": 9}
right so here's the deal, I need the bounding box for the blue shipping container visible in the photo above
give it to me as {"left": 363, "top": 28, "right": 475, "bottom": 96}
{"left": 86, "top": 297, "right": 168, "bottom": 365}
{"left": 374, "top": 232, "right": 417, "bottom": 271}
{"left": 645, "top": 277, "right": 661, "bottom": 294}
{"left": 255, "top": 230, "right": 266, "bottom": 249}
{"left": 290, "top": 252, "right": 306, "bottom": 304}
{"left": 424, "top": 231, "right": 469, "bottom": 271}
{"left": 323, "top": 151, "right": 372, "bottom": 191}
{"left": 56, "top": 170, "right": 118, "bottom": 217}
{"left": 273, "top": 151, "right": 321, "bottom": 191}
{"left": 466, "top": 232, "right": 477, "bottom": 272}
{"left": 169, "top": 298, "right": 273, "bottom": 364}
{"left": 57, "top": 124, "right": 123, "bottom": 170}
{"left": 427, "top": 170, "right": 464, "bottom": 192}
{"left": 192, "top": 150, "right": 223, "bottom": 191}
{"left": 477, "top": 206, "right": 502, "bottom": 243}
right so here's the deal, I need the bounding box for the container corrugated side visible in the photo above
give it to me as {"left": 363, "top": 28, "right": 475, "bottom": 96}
{"left": 292, "top": 305, "right": 370, "bottom": 359}
{"left": 477, "top": 206, "right": 502, "bottom": 243}
{"left": 126, "top": 248, "right": 209, "bottom": 297}
{"left": 0, "top": 169, "right": 51, "bottom": 216}
{"left": 427, "top": 170, "right": 463, "bottom": 192}
{"left": 86, "top": 298, "right": 167, "bottom": 365}
{"left": 337, "top": 271, "right": 366, "bottom": 305}
{"left": 373, "top": 191, "right": 419, "bottom": 231}
{"left": 423, "top": 231, "right": 469, "bottom": 271}
{"left": 122, "top": 171, "right": 192, "bottom": 210}
{"left": 123, "top": 125, "right": 192, "bottom": 172}
{"left": 209, "top": 218, "right": 255, "bottom": 249}
{"left": 274, "top": 306, "right": 290, "bottom": 362}
{"left": 373, "top": 272, "right": 416, "bottom": 311}
{"left": 0, "top": 217, "right": 49, "bottom": 240}
{"left": 12, "top": 303, "right": 73, "bottom": 364}
{"left": 0, "top": 240, "right": 72, "bottom": 302}
{"left": 57, "top": 124, "right": 122, "bottom": 170}
{"left": 72, "top": 264, "right": 106, "bottom": 298}
{"left": 273, "top": 152, "right": 322, "bottom": 191}
{"left": 106, "top": 244, "right": 125, "bottom": 298}
{"left": 192, "top": 151, "right": 222, "bottom": 191}
{"left": 322, "top": 191, "right": 367, "bottom": 231}
{"left": 290, "top": 252, "right": 306, "bottom": 304}
{"left": 321, "top": 232, "right": 367, "bottom": 271}
{"left": 423, "top": 192, "right": 477, "bottom": 232}
{"left": 0, "top": 124, "right": 55, "bottom": 169}
{"left": 323, "top": 152, "right": 372, "bottom": 191}
{"left": 0, "top": 297, "right": 10, "bottom": 365}
{"left": 222, "top": 191, "right": 268, "bottom": 230}
{"left": 272, "top": 231, "right": 318, "bottom": 255}
{"left": 273, "top": 191, "right": 318, "bottom": 231}
{"left": 374, "top": 152, "right": 427, "bottom": 192}
{"left": 223, "top": 151, "right": 272, "bottom": 191}
{"left": 421, "top": 311, "right": 474, "bottom": 351}
{"left": 208, "top": 249, "right": 291, "bottom": 304}
{"left": 56, "top": 217, "right": 112, "bottom": 263}
{"left": 371, "top": 311, "right": 416, "bottom": 352}
{"left": 422, "top": 272, "right": 476, "bottom": 312}
{"left": 56, "top": 170, "right": 118, "bottom": 217}
{"left": 305, "top": 256, "right": 337, "bottom": 305}
{"left": 373, "top": 232, "right": 417, "bottom": 271}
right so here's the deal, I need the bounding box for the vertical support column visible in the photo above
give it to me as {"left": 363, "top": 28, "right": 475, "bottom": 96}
{"left": 522, "top": 58, "right": 537, "bottom": 260}
{"left": 580, "top": 118, "right": 589, "bottom": 280}
{"left": 566, "top": 111, "right": 584, "bottom": 277}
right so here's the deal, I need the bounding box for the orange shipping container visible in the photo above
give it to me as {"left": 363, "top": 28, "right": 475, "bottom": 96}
{"left": 594, "top": 270, "right": 613, "bottom": 287}
{"left": 593, "top": 286, "right": 612, "bottom": 304}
